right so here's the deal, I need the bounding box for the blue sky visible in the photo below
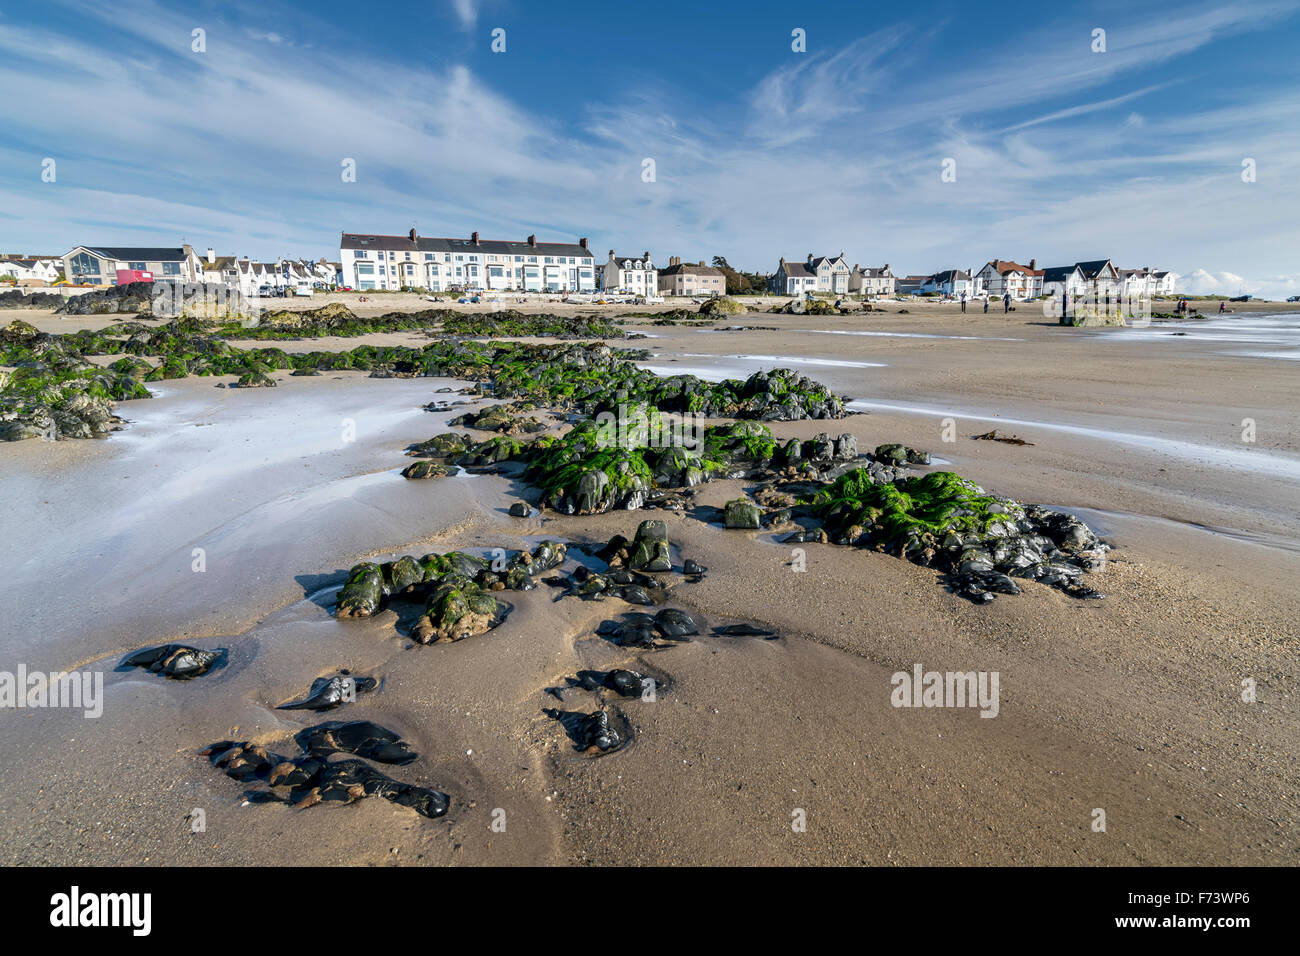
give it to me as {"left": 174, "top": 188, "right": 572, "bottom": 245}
{"left": 1, "top": 0, "right": 1299, "bottom": 296}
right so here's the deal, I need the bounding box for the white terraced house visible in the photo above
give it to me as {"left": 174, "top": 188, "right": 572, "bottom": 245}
{"left": 1118, "top": 267, "right": 1178, "bottom": 297}
{"left": 341, "top": 230, "right": 597, "bottom": 293}
{"left": 601, "top": 250, "right": 657, "bottom": 295}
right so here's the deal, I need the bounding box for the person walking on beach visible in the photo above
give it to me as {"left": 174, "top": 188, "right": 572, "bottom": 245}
{"left": 1003, "top": 292, "right": 1011, "bottom": 313}
{"left": 1219, "top": 300, "right": 1227, "bottom": 314}
{"left": 983, "top": 296, "right": 989, "bottom": 314}
{"left": 960, "top": 292, "right": 967, "bottom": 313}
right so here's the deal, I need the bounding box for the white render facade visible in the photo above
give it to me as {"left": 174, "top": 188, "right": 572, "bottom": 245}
{"left": 341, "top": 230, "right": 597, "bottom": 293}
{"left": 600, "top": 250, "right": 657, "bottom": 295}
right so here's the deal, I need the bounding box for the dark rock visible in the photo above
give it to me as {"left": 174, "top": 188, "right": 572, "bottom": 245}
{"left": 293, "top": 720, "right": 417, "bottom": 765}
{"left": 120, "top": 643, "right": 226, "bottom": 679}
{"left": 277, "top": 673, "right": 378, "bottom": 710}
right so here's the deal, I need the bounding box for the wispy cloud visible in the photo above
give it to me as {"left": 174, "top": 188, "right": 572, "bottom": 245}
{"left": 1, "top": 0, "right": 1298, "bottom": 297}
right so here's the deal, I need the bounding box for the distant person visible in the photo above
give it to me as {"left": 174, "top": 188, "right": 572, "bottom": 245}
{"left": 1003, "top": 292, "right": 1011, "bottom": 313}
{"left": 960, "top": 292, "right": 967, "bottom": 313}
{"left": 1062, "top": 291, "right": 1069, "bottom": 322}
{"left": 1219, "top": 300, "right": 1227, "bottom": 313}
{"left": 983, "top": 296, "right": 989, "bottom": 314}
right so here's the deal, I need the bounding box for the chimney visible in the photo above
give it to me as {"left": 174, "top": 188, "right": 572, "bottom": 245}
{"left": 528, "top": 234, "right": 536, "bottom": 247}
{"left": 409, "top": 228, "right": 417, "bottom": 241}
{"left": 206, "top": 247, "right": 215, "bottom": 264}
{"left": 471, "top": 231, "right": 479, "bottom": 245}
{"left": 698, "top": 260, "right": 705, "bottom": 267}
{"left": 1030, "top": 258, "right": 1036, "bottom": 270}
{"left": 579, "top": 237, "right": 588, "bottom": 250}
{"left": 608, "top": 248, "right": 615, "bottom": 258}
{"left": 643, "top": 251, "right": 649, "bottom": 260}
{"left": 807, "top": 253, "right": 813, "bottom": 263}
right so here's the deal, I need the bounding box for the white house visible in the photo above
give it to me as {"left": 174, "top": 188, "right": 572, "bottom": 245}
{"left": 1076, "top": 259, "right": 1121, "bottom": 297}
{"left": 920, "top": 269, "right": 976, "bottom": 297}
{"left": 769, "top": 258, "right": 818, "bottom": 295}
{"left": 770, "top": 253, "right": 850, "bottom": 295}
{"left": 601, "top": 250, "right": 657, "bottom": 295}
{"left": 0, "top": 257, "right": 60, "bottom": 284}
{"left": 1119, "top": 267, "right": 1177, "bottom": 296}
{"left": 1041, "top": 265, "right": 1087, "bottom": 298}
{"left": 976, "top": 259, "right": 1044, "bottom": 299}
{"left": 848, "top": 263, "right": 895, "bottom": 296}
{"left": 341, "top": 230, "right": 597, "bottom": 293}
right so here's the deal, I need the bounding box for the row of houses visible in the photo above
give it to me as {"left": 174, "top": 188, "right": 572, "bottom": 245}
{"left": 9, "top": 233, "right": 1182, "bottom": 303}
{"left": 5, "top": 245, "right": 341, "bottom": 294}
{"left": 338, "top": 230, "right": 742, "bottom": 298}
{"left": 892, "top": 259, "right": 1177, "bottom": 299}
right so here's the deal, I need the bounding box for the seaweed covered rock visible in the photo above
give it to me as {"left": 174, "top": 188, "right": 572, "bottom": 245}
{"left": 873, "top": 442, "right": 931, "bottom": 466}
{"left": 628, "top": 519, "right": 671, "bottom": 572}
{"left": 401, "top": 460, "right": 449, "bottom": 480}
{"left": 406, "top": 432, "right": 473, "bottom": 459}
{"left": 813, "top": 470, "right": 1107, "bottom": 601}
{"left": 336, "top": 563, "right": 384, "bottom": 618}
{"left": 698, "top": 296, "right": 745, "bottom": 317}
{"left": 414, "top": 581, "right": 504, "bottom": 643}
{"left": 450, "top": 402, "right": 546, "bottom": 435}
{"left": 724, "top": 498, "right": 762, "bottom": 529}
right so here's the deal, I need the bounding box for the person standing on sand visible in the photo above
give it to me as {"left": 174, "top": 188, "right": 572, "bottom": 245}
{"left": 1003, "top": 292, "right": 1011, "bottom": 313}
{"left": 960, "top": 292, "right": 967, "bottom": 313}
{"left": 1062, "top": 291, "right": 1069, "bottom": 322}
{"left": 983, "top": 296, "right": 989, "bottom": 314}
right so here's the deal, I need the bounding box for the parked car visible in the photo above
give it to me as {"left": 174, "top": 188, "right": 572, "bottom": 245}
{"left": 1287, "top": 295, "right": 1300, "bottom": 302}
{"left": 1229, "top": 295, "right": 1252, "bottom": 302}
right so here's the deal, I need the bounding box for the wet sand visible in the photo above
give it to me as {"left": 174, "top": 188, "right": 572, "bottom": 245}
{"left": 1, "top": 300, "right": 1296, "bottom": 866}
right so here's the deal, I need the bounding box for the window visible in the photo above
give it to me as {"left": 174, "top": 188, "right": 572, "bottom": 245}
{"left": 129, "top": 261, "right": 145, "bottom": 270}
{"left": 424, "top": 254, "right": 433, "bottom": 261}
{"left": 163, "top": 262, "right": 180, "bottom": 275}
{"left": 355, "top": 250, "right": 367, "bottom": 258}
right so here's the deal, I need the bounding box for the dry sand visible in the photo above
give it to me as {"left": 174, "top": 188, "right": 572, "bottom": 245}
{"left": 1, "top": 297, "right": 1296, "bottom": 866}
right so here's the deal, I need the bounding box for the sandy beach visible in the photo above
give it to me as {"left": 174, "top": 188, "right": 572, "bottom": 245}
{"left": 1, "top": 296, "right": 1296, "bottom": 866}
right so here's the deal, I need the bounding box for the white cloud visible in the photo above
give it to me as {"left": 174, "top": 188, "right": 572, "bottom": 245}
{"left": 450, "top": 0, "right": 479, "bottom": 30}
{"left": 0, "top": 0, "right": 1297, "bottom": 291}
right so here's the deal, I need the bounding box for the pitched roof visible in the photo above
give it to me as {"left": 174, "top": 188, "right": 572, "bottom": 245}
{"left": 660, "top": 263, "right": 722, "bottom": 277}
{"left": 1075, "top": 259, "right": 1114, "bottom": 278}
{"left": 984, "top": 258, "right": 1043, "bottom": 277}
{"left": 928, "top": 269, "right": 971, "bottom": 282}
{"left": 782, "top": 261, "right": 814, "bottom": 277}
{"left": 855, "top": 265, "right": 892, "bottom": 277}
{"left": 79, "top": 246, "right": 189, "bottom": 261}
{"left": 341, "top": 232, "right": 593, "bottom": 259}
{"left": 1041, "top": 266, "right": 1081, "bottom": 282}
